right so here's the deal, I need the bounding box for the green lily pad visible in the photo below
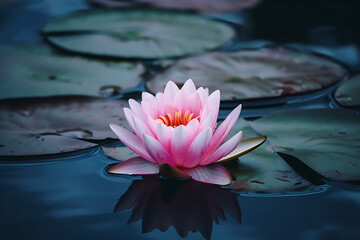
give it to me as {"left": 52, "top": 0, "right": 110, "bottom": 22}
{"left": 250, "top": 109, "right": 360, "bottom": 181}
{"left": 146, "top": 49, "right": 347, "bottom": 101}
{"left": 334, "top": 74, "right": 360, "bottom": 108}
{"left": 226, "top": 119, "right": 312, "bottom": 192}
{"left": 89, "top": 0, "right": 261, "bottom": 13}
{"left": 0, "top": 45, "right": 144, "bottom": 100}
{"left": 0, "top": 97, "right": 128, "bottom": 156}
{"left": 42, "top": 9, "right": 236, "bottom": 59}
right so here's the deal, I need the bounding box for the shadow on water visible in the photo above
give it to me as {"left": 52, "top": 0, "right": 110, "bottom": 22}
{"left": 114, "top": 176, "right": 241, "bottom": 239}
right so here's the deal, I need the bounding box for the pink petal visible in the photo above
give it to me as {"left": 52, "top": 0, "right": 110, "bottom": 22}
{"left": 206, "top": 90, "right": 220, "bottom": 130}
{"left": 108, "top": 157, "right": 159, "bottom": 175}
{"left": 128, "top": 99, "right": 147, "bottom": 122}
{"left": 199, "top": 113, "right": 213, "bottom": 132}
{"left": 182, "top": 128, "right": 212, "bottom": 168}
{"left": 123, "top": 108, "right": 137, "bottom": 135}
{"left": 182, "top": 92, "right": 201, "bottom": 116}
{"left": 181, "top": 165, "right": 232, "bottom": 185}
{"left": 201, "top": 131, "right": 242, "bottom": 165}
{"left": 164, "top": 80, "right": 179, "bottom": 101}
{"left": 201, "top": 104, "right": 242, "bottom": 161}
{"left": 133, "top": 115, "right": 154, "bottom": 139}
{"left": 185, "top": 118, "right": 200, "bottom": 145}
{"left": 141, "top": 100, "right": 158, "bottom": 120}
{"left": 109, "top": 124, "right": 155, "bottom": 162}
{"left": 196, "top": 87, "right": 209, "bottom": 107}
{"left": 154, "top": 122, "right": 173, "bottom": 151}
{"left": 173, "top": 89, "right": 187, "bottom": 112}
{"left": 171, "top": 125, "right": 188, "bottom": 166}
{"left": 181, "top": 79, "right": 196, "bottom": 96}
{"left": 143, "top": 134, "right": 174, "bottom": 165}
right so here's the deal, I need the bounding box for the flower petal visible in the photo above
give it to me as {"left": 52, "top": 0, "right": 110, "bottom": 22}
{"left": 143, "top": 134, "right": 174, "bottom": 165}
{"left": 182, "top": 165, "right": 232, "bottom": 185}
{"left": 155, "top": 122, "right": 173, "bottom": 150}
{"left": 183, "top": 128, "right": 212, "bottom": 168}
{"left": 133, "top": 115, "right": 154, "bottom": 139}
{"left": 201, "top": 131, "right": 242, "bottom": 165}
{"left": 206, "top": 90, "right": 220, "bottom": 130}
{"left": 171, "top": 125, "right": 188, "bottom": 166}
{"left": 108, "top": 157, "right": 159, "bottom": 175}
{"left": 128, "top": 99, "right": 147, "bottom": 122}
{"left": 185, "top": 118, "right": 200, "bottom": 145}
{"left": 202, "top": 104, "right": 242, "bottom": 161}
{"left": 164, "top": 80, "right": 179, "bottom": 101}
{"left": 181, "top": 79, "right": 197, "bottom": 96}
{"left": 199, "top": 113, "right": 213, "bottom": 132}
{"left": 217, "top": 136, "right": 267, "bottom": 163}
{"left": 109, "top": 124, "right": 155, "bottom": 162}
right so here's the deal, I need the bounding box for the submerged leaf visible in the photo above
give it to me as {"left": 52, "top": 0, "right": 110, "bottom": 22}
{"left": 89, "top": 0, "right": 261, "bottom": 13}
{"left": 147, "top": 49, "right": 347, "bottom": 101}
{"left": 42, "top": 9, "right": 236, "bottom": 59}
{"left": 226, "top": 119, "right": 312, "bottom": 192}
{"left": 250, "top": 109, "right": 360, "bottom": 181}
{"left": 0, "top": 45, "right": 144, "bottom": 99}
{"left": 335, "top": 74, "right": 360, "bottom": 108}
{"left": 0, "top": 97, "right": 128, "bottom": 156}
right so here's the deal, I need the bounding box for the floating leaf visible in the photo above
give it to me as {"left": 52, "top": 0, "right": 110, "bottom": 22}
{"left": 89, "top": 0, "right": 261, "bottom": 13}
{"left": 225, "top": 119, "right": 312, "bottom": 192}
{"left": 250, "top": 109, "right": 360, "bottom": 181}
{"left": 147, "top": 49, "right": 347, "bottom": 101}
{"left": 0, "top": 45, "right": 144, "bottom": 99}
{"left": 0, "top": 97, "right": 128, "bottom": 156}
{"left": 334, "top": 74, "right": 360, "bottom": 108}
{"left": 42, "top": 9, "right": 236, "bottom": 59}
{"left": 102, "top": 146, "right": 139, "bottom": 161}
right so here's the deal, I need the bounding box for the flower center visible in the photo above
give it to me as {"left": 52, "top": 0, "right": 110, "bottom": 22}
{"left": 155, "top": 110, "right": 199, "bottom": 127}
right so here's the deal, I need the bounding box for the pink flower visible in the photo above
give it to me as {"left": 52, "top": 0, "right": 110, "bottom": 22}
{"left": 109, "top": 79, "right": 243, "bottom": 185}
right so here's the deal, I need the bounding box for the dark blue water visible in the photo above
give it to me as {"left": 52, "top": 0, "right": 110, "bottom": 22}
{"left": 1, "top": 0, "right": 360, "bottom": 239}
{"left": 1, "top": 149, "right": 360, "bottom": 240}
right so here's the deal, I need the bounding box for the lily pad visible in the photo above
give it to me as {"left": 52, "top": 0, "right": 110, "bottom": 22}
{"left": 146, "top": 49, "right": 347, "bottom": 101}
{"left": 250, "top": 109, "right": 360, "bottom": 181}
{"left": 89, "top": 0, "right": 261, "bottom": 13}
{"left": 334, "top": 74, "right": 360, "bottom": 108}
{"left": 0, "top": 97, "right": 128, "bottom": 156}
{"left": 42, "top": 9, "right": 236, "bottom": 59}
{"left": 0, "top": 45, "right": 144, "bottom": 100}
{"left": 226, "top": 119, "right": 312, "bottom": 192}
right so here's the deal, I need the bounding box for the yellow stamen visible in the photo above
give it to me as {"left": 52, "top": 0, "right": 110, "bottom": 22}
{"left": 156, "top": 110, "right": 199, "bottom": 127}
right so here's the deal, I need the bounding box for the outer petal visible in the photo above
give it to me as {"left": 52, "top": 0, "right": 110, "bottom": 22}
{"left": 154, "top": 122, "right": 173, "bottom": 151}
{"left": 181, "top": 165, "right": 232, "bottom": 185}
{"left": 185, "top": 118, "right": 200, "bottom": 146}
{"left": 128, "top": 99, "right": 147, "bottom": 123}
{"left": 108, "top": 157, "right": 159, "bottom": 175}
{"left": 171, "top": 125, "right": 188, "bottom": 166}
{"left": 143, "top": 134, "right": 175, "bottom": 165}
{"left": 205, "top": 90, "right": 220, "bottom": 130}
{"left": 182, "top": 128, "right": 212, "bottom": 168}
{"left": 197, "top": 87, "right": 209, "bottom": 107}
{"left": 133, "top": 115, "right": 154, "bottom": 139}
{"left": 109, "top": 124, "right": 155, "bottom": 162}
{"left": 181, "top": 79, "right": 197, "bottom": 96}
{"left": 199, "top": 113, "right": 213, "bottom": 132}
{"left": 201, "top": 104, "right": 242, "bottom": 161}
{"left": 201, "top": 131, "right": 242, "bottom": 165}
{"left": 164, "top": 80, "right": 179, "bottom": 101}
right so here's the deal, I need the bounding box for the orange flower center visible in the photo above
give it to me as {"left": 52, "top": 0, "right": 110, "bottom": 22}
{"left": 155, "top": 110, "right": 199, "bottom": 127}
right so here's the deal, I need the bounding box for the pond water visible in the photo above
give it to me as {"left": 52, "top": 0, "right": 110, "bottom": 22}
{"left": 1, "top": 0, "right": 360, "bottom": 239}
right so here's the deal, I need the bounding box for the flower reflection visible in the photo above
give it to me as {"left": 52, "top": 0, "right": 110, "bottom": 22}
{"left": 114, "top": 176, "right": 241, "bottom": 239}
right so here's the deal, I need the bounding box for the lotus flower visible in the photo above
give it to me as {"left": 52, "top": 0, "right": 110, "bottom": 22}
{"left": 108, "top": 79, "right": 264, "bottom": 185}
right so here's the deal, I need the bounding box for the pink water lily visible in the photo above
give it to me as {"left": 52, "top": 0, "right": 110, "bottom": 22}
{"left": 109, "top": 79, "right": 242, "bottom": 185}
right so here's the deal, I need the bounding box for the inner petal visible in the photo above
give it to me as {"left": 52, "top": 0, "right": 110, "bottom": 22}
{"left": 155, "top": 109, "right": 200, "bottom": 128}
